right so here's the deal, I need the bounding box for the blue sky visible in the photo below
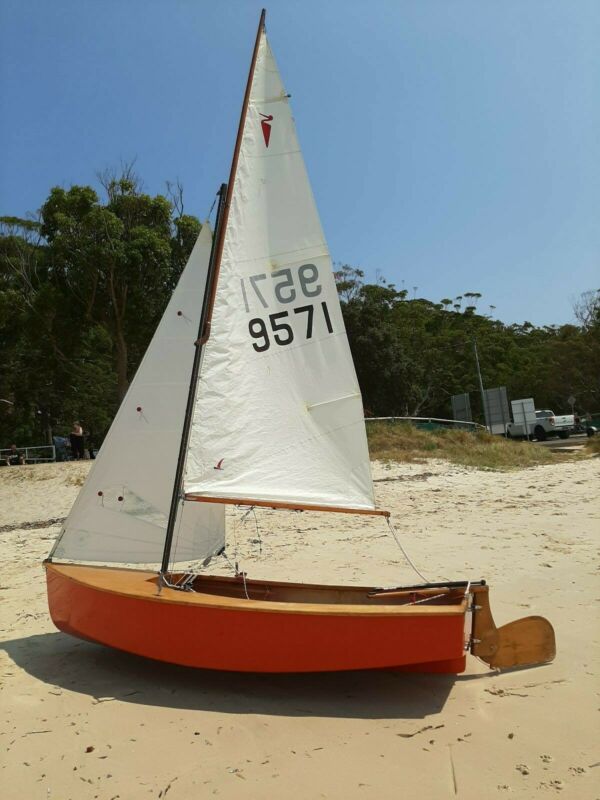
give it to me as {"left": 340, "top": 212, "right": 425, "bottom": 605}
{"left": 1, "top": 0, "right": 598, "bottom": 325}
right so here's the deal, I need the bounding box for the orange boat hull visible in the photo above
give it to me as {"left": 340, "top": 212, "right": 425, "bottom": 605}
{"left": 46, "top": 563, "right": 469, "bottom": 673}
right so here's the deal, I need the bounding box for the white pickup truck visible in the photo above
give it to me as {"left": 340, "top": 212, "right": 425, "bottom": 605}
{"left": 506, "top": 409, "right": 576, "bottom": 441}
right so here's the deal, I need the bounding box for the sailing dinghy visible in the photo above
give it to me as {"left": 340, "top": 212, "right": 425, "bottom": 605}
{"left": 45, "top": 11, "right": 555, "bottom": 674}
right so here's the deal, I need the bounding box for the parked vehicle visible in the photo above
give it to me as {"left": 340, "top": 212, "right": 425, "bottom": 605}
{"left": 575, "top": 412, "right": 600, "bottom": 437}
{"left": 506, "top": 409, "right": 576, "bottom": 441}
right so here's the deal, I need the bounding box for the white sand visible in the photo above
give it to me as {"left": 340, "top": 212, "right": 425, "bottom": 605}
{"left": 1, "top": 457, "right": 599, "bottom": 799}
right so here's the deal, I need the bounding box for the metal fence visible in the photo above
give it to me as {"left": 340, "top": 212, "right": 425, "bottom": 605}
{"left": 451, "top": 393, "right": 472, "bottom": 423}
{"left": 0, "top": 445, "right": 56, "bottom": 463}
{"left": 483, "top": 386, "right": 511, "bottom": 435}
{"left": 365, "top": 416, "right": 486, "bottom": 432}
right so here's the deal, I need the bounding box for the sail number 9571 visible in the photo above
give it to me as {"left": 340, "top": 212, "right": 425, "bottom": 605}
{"left": 241, "top": 264, "right": 334, "bottom": 352}
{"left": 249, "top": 302, "right": 333, "bottom": 352}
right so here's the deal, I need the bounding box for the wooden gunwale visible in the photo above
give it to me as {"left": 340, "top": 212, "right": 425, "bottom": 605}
{"left": 45, "top": 563, "right": 469, "bottom": 617}
{"left": 46, "top": 560, "right": 481, "bottom": 592}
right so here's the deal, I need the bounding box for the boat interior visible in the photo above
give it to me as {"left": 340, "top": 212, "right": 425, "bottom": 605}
{"left": 164, "top": 573, "right": 477, "bottom": 607}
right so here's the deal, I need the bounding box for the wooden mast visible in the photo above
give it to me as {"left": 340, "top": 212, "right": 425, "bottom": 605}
{"left": 160, "top": 184, "right": 227, "bottom": 576}
{"left": 160, "top": 10, "right": 267, "bottom": 576}
{"left": 201, "top": 8, "right": 266, "bottom": 342}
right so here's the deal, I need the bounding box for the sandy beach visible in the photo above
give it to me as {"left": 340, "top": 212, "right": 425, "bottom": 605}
{"left": 1, "top": 456, "right": 599, "bottom": 799}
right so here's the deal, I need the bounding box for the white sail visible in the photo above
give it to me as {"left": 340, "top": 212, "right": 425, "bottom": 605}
{"left": 52, "top": 225, "right": 225, "bottom": 564}
{"left": 184, "top": 32, "right": 376, "bottom": 513}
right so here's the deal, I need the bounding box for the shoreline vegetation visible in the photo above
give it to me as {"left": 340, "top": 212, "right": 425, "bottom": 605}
{"left": 366, "top": 421, "right": 596, "bottom": 470}
{"left": 1, "top": 425, "right": 596, "bottom": 486}
{"left": 585, "top": 434, "right": 600, "bottom": 456}
{"left": 1, "top": 177, "right": 598, "bottom": 450}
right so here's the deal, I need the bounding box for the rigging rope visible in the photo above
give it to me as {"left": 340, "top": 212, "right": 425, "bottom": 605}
{"left": 409, "top": 592, "right": 447, "bottom": 605}
{"left": 249, "top": 507, "right": 263, "bottom": 555}
{"left": 205, "top": 191, "right": 219, "bottom": 225}
{"left": 169, "top": 497, "right": 186, "bottom": 575}
{"left": 219, "top": 506, "right": 260, "bottom": 600}
{"left": 385, "top": 516, "right": 430, "bottom": 584}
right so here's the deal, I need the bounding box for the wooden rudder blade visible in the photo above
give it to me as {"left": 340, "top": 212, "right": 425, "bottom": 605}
{"left": 471, "top": 587, "right": 556, "bottom": 669}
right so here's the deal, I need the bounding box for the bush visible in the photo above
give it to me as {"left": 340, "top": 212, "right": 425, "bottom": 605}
{"left": 366, "top": 421, "right": 556, "bottom": 470}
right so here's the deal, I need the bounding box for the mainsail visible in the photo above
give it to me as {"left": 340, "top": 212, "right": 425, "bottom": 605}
{"left": 52, "top": 225, "right": 225, "bottom": 564}
{"left": 184, "top": 28, "right": 377, "bottom": 514}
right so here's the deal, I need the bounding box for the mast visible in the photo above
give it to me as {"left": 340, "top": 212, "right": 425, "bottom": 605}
{"left": 160, "top": 184, "right": 227, "bottom": 575}
{"left": 202, "top": 8, "right": 266, "bottom": 336}
{"left": 473, "top": 337, "right": 490, "bottom": 433}
{"left": 160, "top": 9, "right": 267, "bottom": 575}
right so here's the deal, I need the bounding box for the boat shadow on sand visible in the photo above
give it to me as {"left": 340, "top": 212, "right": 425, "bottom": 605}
{"left": 0, "top": 631, "right": 488, "bottom": 720}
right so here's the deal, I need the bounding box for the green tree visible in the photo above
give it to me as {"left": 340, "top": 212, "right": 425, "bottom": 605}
{"left": 0, "top": 169, "right": 202, "bottom": 447}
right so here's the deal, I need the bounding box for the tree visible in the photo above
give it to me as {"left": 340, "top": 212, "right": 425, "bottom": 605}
{"left": 336, "top": 268, "right": 600, "bottom": 422}
{"left": 40, "top": 170, "right": 199, "bottom": 401}
{"left": 0, "top": 170, "right": 202, "bottom": 446}
{"left": 573, "top": 289, "right": 600, "bottom": 330}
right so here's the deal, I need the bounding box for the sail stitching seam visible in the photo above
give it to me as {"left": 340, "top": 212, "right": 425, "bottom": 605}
{"left": 224, "top": 244, "right": 330, "bottom": 266}
{"left": 244, "top": 149, "right": 302, "bottom": 159}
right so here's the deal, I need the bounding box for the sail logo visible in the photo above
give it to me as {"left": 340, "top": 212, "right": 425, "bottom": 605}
{"left": 260, "top": 113, "right": 273, "bottom": 147}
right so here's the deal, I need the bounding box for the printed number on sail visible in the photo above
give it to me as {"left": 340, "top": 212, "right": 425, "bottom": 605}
{"left": 241, "top": 264, "right": 321, "bottom": 310}
{"left": 249, "top": 302, "right": 333, "bottom": 352}
{"left": 242, "top": 264, "right": 334, "bottom": 352}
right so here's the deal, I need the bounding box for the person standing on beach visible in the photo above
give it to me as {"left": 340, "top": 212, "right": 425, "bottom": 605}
{"left": 4, "top": 443, "right": 24, "bottom": 466}
{"left": 69, "top": 422, "right": 85, "bottom": 460}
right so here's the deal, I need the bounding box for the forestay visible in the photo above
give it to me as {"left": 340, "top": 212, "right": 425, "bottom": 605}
{"left": 184, "top": 31, "right": 377, "bottom": 513}
{"left": 51, "top": 226, "right": 225, "bottom": 565}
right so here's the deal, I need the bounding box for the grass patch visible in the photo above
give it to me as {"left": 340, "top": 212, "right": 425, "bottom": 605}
{"left": 367, "top": 421, "right": 557, "bottom": 471}
{"left": 585, "top": 435, "right": 600, "bottom": 457}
